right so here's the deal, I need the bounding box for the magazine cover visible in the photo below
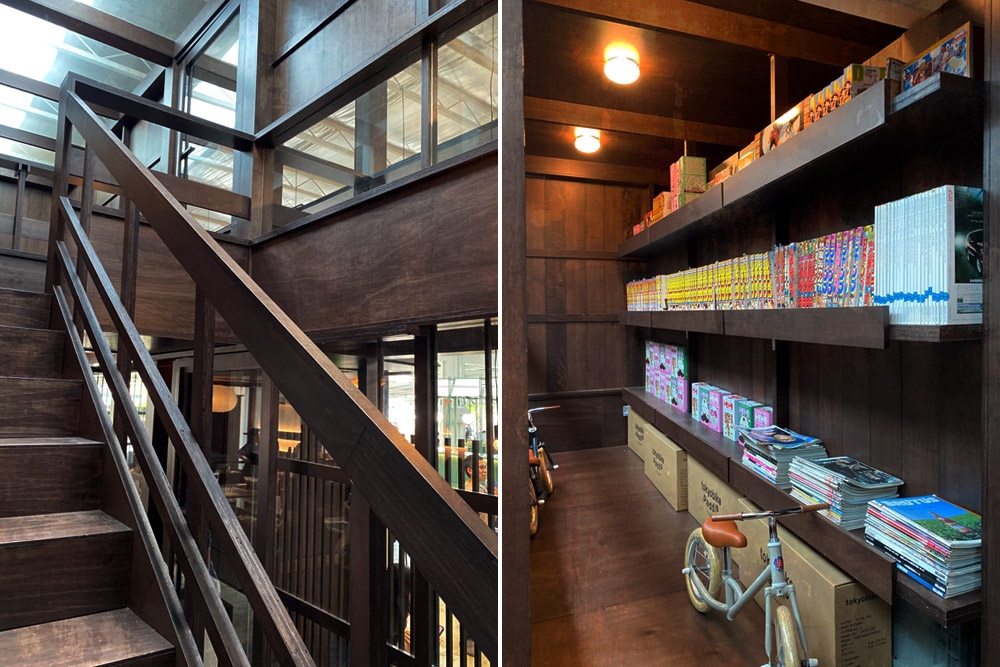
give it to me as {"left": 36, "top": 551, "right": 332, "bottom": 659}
{"left": 737, "top": 425, "right": 821, "bottom": 450}
{"left": 802, "top": 456, "right": 903, "bottom": 489}
{"left": 872, "top": 495, "right": 981, "bottom": 548}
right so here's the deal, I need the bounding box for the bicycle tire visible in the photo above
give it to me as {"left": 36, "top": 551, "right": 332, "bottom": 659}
{"left": 684, "top": 528, "right": 723, "bottom": 613}
{"left": 529, "top": 480, "right": 539, "bottom": 537}
{"left": 774, "top": 604, "right": 799, "bottom": 667}
{"left": 539, "top": 446, "right": 555, "bottom": 495}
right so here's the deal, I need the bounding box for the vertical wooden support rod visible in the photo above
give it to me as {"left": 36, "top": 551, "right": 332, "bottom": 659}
{"left": 45, "top": 87, "right": 73, "bottom": 303}
{"left": 422, "top": 39, "right": 439, "bottom": 168}
{"left": 349, "top": 495, "right": 387, "bottom": 667}
{"left": 770, "top": 54, "right": 789, "bottom": 122}
{"left": 412, "top": 326, "right": 436, "bottom": 664}
{"left": 11, "top": 163, "right": 27, "bottom": 252}
{"left": 72, "top": 147, "right": 96, "bottom": 334}
{"left": 484, "top": 319, "right": 495, "bottom": 493}
{"left": 253, "top": 372, "right": 279, "bottom": 667}
{"left": 114, "top": 196, "right": 140, "bottom": 452}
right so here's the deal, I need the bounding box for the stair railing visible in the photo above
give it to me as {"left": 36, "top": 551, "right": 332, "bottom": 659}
{"left": 49, "top": 74, "right": 498, "bottom": 661}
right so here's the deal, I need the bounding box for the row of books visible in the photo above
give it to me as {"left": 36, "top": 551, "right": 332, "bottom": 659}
{"left": 625, "top": 224, "right": 873, "bottom": 311}
{"left": 789, "top": 456, "right": 902, "bottom": 530}
{"left": 873, "top": 185, "right": 983, "bottom": 325}
{"left": 865, "top": 495, "right": 981, "bottom": 598}
{"left": 737, "top": 426, "right": 827, "bottom": 488}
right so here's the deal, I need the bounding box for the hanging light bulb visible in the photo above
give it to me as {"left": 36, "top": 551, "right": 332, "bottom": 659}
{"left": 211, "top": 385, "right": 238, "bottom": 413}
{"left": 604, "top": 42, "right": 640, "bottom": 85}
{"left": 574, "top": 127, "right": 601, "bottom": 153}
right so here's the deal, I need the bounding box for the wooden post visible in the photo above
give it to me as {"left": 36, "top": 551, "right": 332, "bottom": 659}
{"left": 412, "top": 326, "right": 437, "bottom": 665}
{"left": 72, "top": 147, "right": 95, "bottom": 335}
{"left": 422, "top": 39, "right": 438, "bottom": 168}
{"left": 501, "top": 0, "right": 531, "bottom": 660}
{"left": 254, "top": 373, "right": 279, "bottom": 666}
{"left": 11, "top": 163, "right": 26, "bottom": 252}
{"left": 44, "top": 88, "right": 73, "bottom": 304}
{"left": 113, "top": 194, "right": 140, "bottom": 452}
{"left": 349, "top": 495, "right": 387, "bottom": 667}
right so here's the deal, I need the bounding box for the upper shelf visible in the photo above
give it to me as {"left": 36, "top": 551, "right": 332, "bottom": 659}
{"left": 619, "top": 73, "right": 986, "bottom": 260}
{"left": 622, "top": 386, "right": 982, "bottom": 626}
{"left": 623, "top": 307, "right": 983, "bottom": 347}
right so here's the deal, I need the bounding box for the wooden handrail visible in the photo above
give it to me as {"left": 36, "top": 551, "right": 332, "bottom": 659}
{"left": 51, "top": 284, "right": 203, "bottom": 667}
{"left": 60, "top": 78, "right": 499, "bottom": 658}
{"left": 68, "top": 75, "right": 253, "bottom": 151}
{"left": 56, "top": 200, "right": 312, "bottom": 666}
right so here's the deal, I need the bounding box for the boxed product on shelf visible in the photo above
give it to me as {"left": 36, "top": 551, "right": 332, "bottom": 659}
{"left": 801, "top": 63, "right": 886, "bottom": 130}
{"left": 903, "top": 22, "right": 972, "bottom": 91}
{"left": 642, "top": 425, "right": 688, "bottom": 511}
{"left": 722, "top": 394, "right": 747, "bottom": 440}
{"left": 652, "top": 191, "right": 669, "bottom": 218}
{"left": 873, "top": 185, "right": 983, "bottom": 325}
{"left": 686, "top": 457, "right": 742, "bottom": 525}
{"left": 762, "top": 105, "right": 803, "bottom": 154}
{"left": 670, "top": 156, "right": 707, "bottom": 194}
{"left": 737, "top": 400, "right": 763, "bottom": 429}
{"left": 691, "top": 382, "right": 710, "bottom": 423}
{"left": 737, "top": 134, "right": 761, "bottom": 171}
{"left": 707, "top": 388, "right": 723, "bottom": 433}
{"left": 708, "top": 154, "right": 738, "bottom": 188}
{"left": 753, "top": 405, "right": 774, "bottom": 428}
{"left": 733, "top": 497, "right": 892, "bottom": 667}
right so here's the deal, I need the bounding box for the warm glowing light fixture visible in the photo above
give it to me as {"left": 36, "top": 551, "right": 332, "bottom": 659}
{"left": 211, "top": 385, "right": 238, "bottom": 413}
{"left": 574, "top": 127, "right": 601, "bottom": 153}
{"left": 604, "top": 42, "right": 640, "bottom": 84}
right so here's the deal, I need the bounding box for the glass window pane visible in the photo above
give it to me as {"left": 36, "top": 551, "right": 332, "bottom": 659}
{"left": 0, "top": 5, "right": 153, "bottom": 92}
{"left": 436, "top": 13, "right": 498, "bottom": 161}
{"left": 70, "top": 0, "right": 210, "bottom": 41}
{"left": 185, "top": 14, "right": 239, "bottom": 129}
{"left": 181, "top": 140, "right": 234, "bottom": 191}
{"left": 277, "top": 55, "right": 421, "bottom": 215}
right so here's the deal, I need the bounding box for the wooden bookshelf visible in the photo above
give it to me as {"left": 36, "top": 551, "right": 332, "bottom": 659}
{"left": 623, "top": 307, "right": 983, "bottom": 347}
{"left": 622, "top": 386, "right": 982, "bottom": 626}
{"left": 618, "top": 73, "right": 984, "bottom": 261}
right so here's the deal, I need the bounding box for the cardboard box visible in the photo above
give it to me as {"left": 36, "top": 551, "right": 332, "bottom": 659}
{"left": 691, "top": 381, "right": 710, "bottom": 422}
{"left": 686, "top": 456, "right": 743, "bottom": 525}
{"left": 737, "top": 134, "right": 761, "bottom": 171}
{"left": 643, "top": 426, "right": 687, "bottom": 511}
{"left": 737, "top": 400, "right": 763, "bottom": 429}
{"left": 753, "top": 405, "right": 774, "bottom": 428}
{"left": 670, "top": 191, "right": 701, "bottom": 212}
{"left": 697, "top": 384, "right": 717, "bottom": 428}
{"left": 732, "top": 498, "right": 892, "bottom": 667}
{"left": 722, "top": 394, "right": 747, "bottom": 440}
{"left": 903, "top": 22, "right": 971, "bottom": 91}
{"left": 672, "top": 376, "right": 689, "bottom": 413}
{"left": 707, "top": 388, "right": 723, "bottom": 432}
{"left": 627, "top": 410, "right": 649, "bottom": 460}
{"left": 762, "top": 105, "right": 803, "bottom": 154}
{"left": 670, "top": 155, "right": 707, "bottom": 194}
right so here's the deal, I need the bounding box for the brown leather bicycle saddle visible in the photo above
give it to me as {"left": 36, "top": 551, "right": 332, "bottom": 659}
{"left": 701, "top": 518, "right": 748, "bottom": 549}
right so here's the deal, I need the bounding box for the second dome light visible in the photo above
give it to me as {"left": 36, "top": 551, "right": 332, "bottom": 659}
{"left": 604, "top": 42, "right": 640, "bottom": 85}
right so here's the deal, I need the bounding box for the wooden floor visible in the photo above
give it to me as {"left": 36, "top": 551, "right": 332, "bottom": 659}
{"left": 530, "top": 446, "right": 766, "bottom": 666}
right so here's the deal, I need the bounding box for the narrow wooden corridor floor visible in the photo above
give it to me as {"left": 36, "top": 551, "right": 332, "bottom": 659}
{"left": 530, "top": 446, "right": 766, "bottom": 666}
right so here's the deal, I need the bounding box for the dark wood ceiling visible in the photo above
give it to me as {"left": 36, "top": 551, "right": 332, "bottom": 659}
{"left": 523, "top": 0, "right": 907, "bottom": 185}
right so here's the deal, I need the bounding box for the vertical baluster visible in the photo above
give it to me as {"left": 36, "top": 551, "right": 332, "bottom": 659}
{"left": 11, "top": 163, "right": 26, "bottom": 252}
{"left": 71, "top": 148, "right": 95, "bottom": 336}
{"left": 484, "top": 318, "right": 495, "bottom": 496}
{"left": 349, "top": 495, "right": 387, "bottom": 666}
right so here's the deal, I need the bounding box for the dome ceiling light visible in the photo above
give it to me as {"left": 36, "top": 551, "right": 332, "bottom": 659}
{"left": 574, "top": 127, "right": 601, "bottom": 153}
{"left": 604, "top": 42, "right": 640, "bottom": 85}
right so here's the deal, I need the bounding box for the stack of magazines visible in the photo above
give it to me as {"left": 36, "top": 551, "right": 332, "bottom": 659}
{"left": 789, "top": 456, "right": 903, "bottom": 530}
{"left": 737, "top": 425, "right": 827, "bottom": 488}
{"left": 865, "top": 495, "right": 981, "bottom": 598}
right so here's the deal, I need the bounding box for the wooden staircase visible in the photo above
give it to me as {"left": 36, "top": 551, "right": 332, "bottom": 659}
{"left": 0, "top": 288, "right": 176, "bottom": 666}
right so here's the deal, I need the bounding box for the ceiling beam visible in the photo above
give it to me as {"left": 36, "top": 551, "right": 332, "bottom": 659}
{"left": 0, "top": 0, "right": 174, "bottom": 67}
{"left": 525, "top": 154, "right": 664, "bottom": 185}
{"left": 524, "top": 97, "right": 753, "bottom": 147}
{"left": 534, "top": 0, "right": 877, "bottom": 67}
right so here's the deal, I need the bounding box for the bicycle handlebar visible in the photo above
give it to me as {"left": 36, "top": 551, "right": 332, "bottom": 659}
{"left": 711, "top": 503, "right": 829, "bottom": 522}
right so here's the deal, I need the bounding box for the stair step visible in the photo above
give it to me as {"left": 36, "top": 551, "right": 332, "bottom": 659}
{"left": 0, "top": 377, "right": 81, "bottom": 437}
{"left": 0, "top": 510, "right": 132, "bottom": 631}
{"left": 0, "top": 326, "right": 65, "bottom": 379}
{"left": 0, "top": 438, "right": 103, "bottom": 517}
{"left": 0, "top": 608, "right": 174, "bottom": 667}
{"left": 0, "top": 289, "right": 50, "bottom": 329}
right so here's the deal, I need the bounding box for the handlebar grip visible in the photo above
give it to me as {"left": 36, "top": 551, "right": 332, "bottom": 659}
{"left": 801, "top": 503, "right": 830, "bottom": 513}
{"left": 711, "top": 513, "right": 744, "bottom": 522}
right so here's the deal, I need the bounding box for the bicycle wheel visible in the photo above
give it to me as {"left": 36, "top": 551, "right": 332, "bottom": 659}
{"left": 684, "top": 528, "right": 723, "bottom": 612}
{"left": 529, "top": 480, "right": 539, "bottom": 537}
{"left": 774, "top": 604, "right": 800, "bottom": 667}
{"left": 538, "top": 446, "right": 555, "bottom": 495}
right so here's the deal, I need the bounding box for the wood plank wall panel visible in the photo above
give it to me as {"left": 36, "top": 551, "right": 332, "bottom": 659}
{"left": 525, "top": 176, "right": 646, "bottom": 451}
{"left": 84, "top": 214, "right": 249, "bottom": 340}
{"left": 273, "top": 0, "right": 418, "bottom": 118}
{"left": 252, "top": 156, "right": 497, "bottom": 338}
{"left": 788, "top": 341, "right": 982, "bottom": 514}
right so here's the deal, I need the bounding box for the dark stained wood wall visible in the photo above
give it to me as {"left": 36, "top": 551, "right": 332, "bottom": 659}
{"left": 272, "top": 0, "right": 419, "bottom": 118}
{"left": 82, "top": 214, "right": 249, "bottom": 339}
{"left": 525, "top": 176, "right": 647, "bottom": 451}
{"left": 252, "top": 153, "right": 497, "bottom": 339}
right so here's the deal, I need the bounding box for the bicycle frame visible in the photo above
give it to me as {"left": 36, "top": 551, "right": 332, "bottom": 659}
{"left": 687, "top": 516, "right": 812, "bottom": 665}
